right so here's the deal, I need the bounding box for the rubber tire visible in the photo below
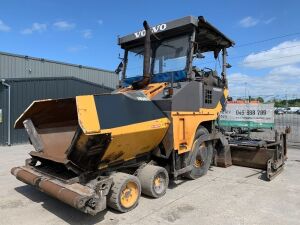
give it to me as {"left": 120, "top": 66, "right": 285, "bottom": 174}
{"left": 107, "top": 172, "right": 141, "bottom": 213}
{"left": 183, "top": 126, "right": 213, "bottom": 180}
{"left": 137, "top": 165, "right": 169, "bottom": 198}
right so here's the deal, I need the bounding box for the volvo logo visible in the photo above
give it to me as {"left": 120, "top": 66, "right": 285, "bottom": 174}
{"left": 134, "top": 24, "right": 167, "bottom": 38}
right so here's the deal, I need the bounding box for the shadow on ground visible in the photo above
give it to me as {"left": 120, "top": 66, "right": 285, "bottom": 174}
{"left": 14, "top": 185, "right": 115, "bottom": 225}
{"left": 244, "top": 169, "right": 269, "bottom": 181}
{"left": 168, "top": 179, "right": 188, "bottom": 190}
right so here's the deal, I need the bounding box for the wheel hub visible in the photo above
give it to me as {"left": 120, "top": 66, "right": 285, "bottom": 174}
{"left": 194, "top": 142, "right": 206, "bottom": 168}
{"left": 153, "top": 174, "right": 166, "bottom": 194}
{"left": 194, "top": 158, "right": 202, "bottom": 168}
{"left": 120, "top": 181, "right": 138, "bottom": 208}
{"left": 154, "top": 177, "right": 161, "bottom": 186}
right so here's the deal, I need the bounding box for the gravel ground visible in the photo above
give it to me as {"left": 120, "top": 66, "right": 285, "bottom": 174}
{"left": 0, "top": 144, "right": 300, "bottom": 225}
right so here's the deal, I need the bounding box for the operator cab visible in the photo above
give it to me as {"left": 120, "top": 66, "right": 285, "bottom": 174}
{"left": 117, "top": 16, "right": 234, "bottom": 88}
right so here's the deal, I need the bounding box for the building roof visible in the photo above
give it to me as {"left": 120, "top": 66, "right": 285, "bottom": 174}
{"left": 0, "top": 51, "right": 114, "bottom": 73}
{"left": 0, "top": 51, "right": 119, "bottom": 89}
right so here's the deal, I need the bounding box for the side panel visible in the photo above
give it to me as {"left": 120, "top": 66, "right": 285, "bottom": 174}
{"left": 172, "top": 81, "right": 202, "bottom": 111}
{"left": 99, "top": 118, "right": 169, "bottom": 167}
{"left": 172, "top": 88, "right": 228, "bottom": 154}
{"left": 172, "top": 112, "right": 217, "bottom": 154}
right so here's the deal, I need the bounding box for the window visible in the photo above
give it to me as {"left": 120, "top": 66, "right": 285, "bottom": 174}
{"left": 125, "top": 35, "right": 189, "bottom": 78}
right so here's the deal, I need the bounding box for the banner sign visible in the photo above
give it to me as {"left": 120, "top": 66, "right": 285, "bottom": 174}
{"left": 218, "top": 103, "right": 274, "bottom": 129}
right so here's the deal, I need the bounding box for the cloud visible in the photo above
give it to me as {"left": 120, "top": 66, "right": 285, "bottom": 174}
{"left": 82, "top": 29, "right": 92, "bottom": 39}
{"left": 53, "top": 21, "right": 75, "bottom": 30}
{"left": 268, "top": 65, "right": 300, "bottom": 81}
{"left": 269, "top": 65, "right": 300, "bottom": 77}
{"left": 0, "top": 20, "right": 11, "bottom": 32}
{"left": 97, "top": 19, "right": 103, "bottom": 25}
{"left": 239, "top": 16, "right": 259, "bottom": 28}
{"left": 67, "top": 45, "right": 87, "bottom": 53}
{"left": 21, "top": 23, "right": 47, "bottom": 34}
{"left": 238, "top": 16, "right": 275, "bottom": 28}
{"left": 242, "top": 40, "right": 300, "bottom": 69}
{"left": 228, "top": 66, "right": 300, "bottom": 97}
{"left": 264, "top": 17, "right": 276, "bottom": 24}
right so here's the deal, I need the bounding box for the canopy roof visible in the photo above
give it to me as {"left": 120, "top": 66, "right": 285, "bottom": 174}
{"left": 118, "top": 16, "right": 235, "bottom": 52}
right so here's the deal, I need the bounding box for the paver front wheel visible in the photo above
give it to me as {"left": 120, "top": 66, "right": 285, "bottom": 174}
{"left": 137, "top": 165, "right": 169, "bottom": 198}
{"left": 107, "top": 172, "right": 141, "bottom": 212}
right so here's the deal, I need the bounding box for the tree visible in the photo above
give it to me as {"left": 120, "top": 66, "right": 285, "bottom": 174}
{"left": 257, "top": 97, "right": 264, "bottom": 103}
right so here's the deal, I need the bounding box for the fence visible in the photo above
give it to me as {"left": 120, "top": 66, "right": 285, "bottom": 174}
{"left": 274, "top": 114, "right": 300, "bottom": 143}
{"left": 223, "top": 94, "right": 300, "bottom": 145}
{"left": 247, "top": 114, "right": 299, "bottom": 144}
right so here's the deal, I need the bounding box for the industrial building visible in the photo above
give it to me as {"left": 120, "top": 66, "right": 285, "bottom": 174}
{"left": 0, "top": 51, "right": 118, "bottom": 145}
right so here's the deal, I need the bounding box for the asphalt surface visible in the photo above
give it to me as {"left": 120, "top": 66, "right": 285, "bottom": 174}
{"left": 0, "top": 144, "right": 299, "bottom": 225}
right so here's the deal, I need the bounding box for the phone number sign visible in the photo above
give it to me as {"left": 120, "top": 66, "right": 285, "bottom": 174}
{"left": 219, "top": 103, "right": 274, "bottom": 128}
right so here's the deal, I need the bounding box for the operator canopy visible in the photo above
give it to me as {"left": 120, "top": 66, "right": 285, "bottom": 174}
{"left": 118, "top": 16, "right": 235, "bottom": 52}
{"left": 118, "top": 16, "right": 235, "bottom": 86}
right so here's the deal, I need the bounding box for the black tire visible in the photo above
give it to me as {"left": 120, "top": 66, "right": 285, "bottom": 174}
{"left": 107, "top": 172, "right": 141, "bottom": 213}
{"left": 183, "top": 126, "right": 213, "bottom": 180}
{"left": 137, "top": 165, "right": 169, "bottom": 198}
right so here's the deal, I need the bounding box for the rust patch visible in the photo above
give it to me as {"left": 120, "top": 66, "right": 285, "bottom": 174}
{"left": 38, "top": 179, "right": 87, "bottom": 208}
{"left": 11, "top": 167, "right": 41, "bottom": 186}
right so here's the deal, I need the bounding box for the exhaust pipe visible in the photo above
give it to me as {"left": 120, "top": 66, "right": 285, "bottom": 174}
{"left": 142, "top": 21, "right": 151, "bottom": 82}
{"left": 132, "top": 20, "right": 151, "bottom": 89}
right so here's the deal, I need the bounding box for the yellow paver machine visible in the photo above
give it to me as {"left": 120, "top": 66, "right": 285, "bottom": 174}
{"left": 11, "top": 16, "right": 287, "bottom": 215}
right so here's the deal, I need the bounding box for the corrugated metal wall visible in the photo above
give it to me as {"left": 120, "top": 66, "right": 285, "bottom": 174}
{"left": 0, "top": 51, "right": 119, "bottom": 89}
{"left": 0, "top": 77, "right": 113, "bottom": 145}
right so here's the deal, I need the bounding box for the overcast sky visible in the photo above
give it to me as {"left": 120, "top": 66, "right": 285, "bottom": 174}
{"left": 0, "top": 0, "right": 299, "bottom": 98}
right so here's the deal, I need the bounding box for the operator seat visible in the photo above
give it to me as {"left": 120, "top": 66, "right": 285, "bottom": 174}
{"left": 191, "top": 66, "right": 224, "bottom": 88}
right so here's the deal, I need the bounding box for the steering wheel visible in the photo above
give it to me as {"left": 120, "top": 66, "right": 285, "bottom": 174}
{"left": 202, "top": 67, "right": 213, "bottom": 77}
{"left": 203, "top": 67, "right": 213, "bottom": 72}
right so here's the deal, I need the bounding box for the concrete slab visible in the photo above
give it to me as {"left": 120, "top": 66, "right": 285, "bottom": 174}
{"left": 0, "top": 144, "right": 299, "bottom": 225}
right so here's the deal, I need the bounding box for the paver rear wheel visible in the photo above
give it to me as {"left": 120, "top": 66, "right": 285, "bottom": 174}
{"left": 107, "top": 172, "right": 141, "bottom": 213}
{"left": 137, "top": 165, "right": 169, "bottom": 198}
{"left": 183, "top": 126, "right": 213, "bottom": 180}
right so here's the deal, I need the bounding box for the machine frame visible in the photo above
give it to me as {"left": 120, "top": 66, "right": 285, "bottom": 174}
{"left": 11, "top": 16, "right": 286, "bottom": 216}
